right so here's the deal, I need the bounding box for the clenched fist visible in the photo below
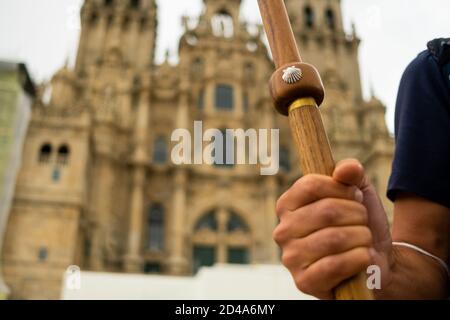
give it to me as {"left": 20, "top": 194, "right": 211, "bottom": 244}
{"left": 274, "top": 159, "right": 393, "bottom": 300}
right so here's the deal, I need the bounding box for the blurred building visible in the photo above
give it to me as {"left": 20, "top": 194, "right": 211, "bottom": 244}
{"left": 2, "top": 0, "right": 393, "bottom": 299}
{"left": 0, "top": 62, "right": 35, "bottom": 299}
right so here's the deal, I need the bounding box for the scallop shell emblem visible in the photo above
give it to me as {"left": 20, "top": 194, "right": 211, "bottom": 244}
{"left": 282, "top": 66, "right": 303, "bottom": 84}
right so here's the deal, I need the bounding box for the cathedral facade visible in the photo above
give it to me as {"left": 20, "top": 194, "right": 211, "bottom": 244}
{"left": 2, "top": 0, "right": 393, "bottom": 299}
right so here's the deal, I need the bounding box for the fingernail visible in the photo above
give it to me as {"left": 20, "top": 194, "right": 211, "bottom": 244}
{"left": 354, "top": 188, "right": 364, "bottom": 203}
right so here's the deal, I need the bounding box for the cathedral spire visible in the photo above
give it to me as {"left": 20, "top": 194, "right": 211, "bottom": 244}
{"left": 286, "top": 0, "right": 344, "bottom": 34}
{"left": 201, "top": 0, "right": 242, "bottom": 38}
{"left": 76, "top": 0, "right": 157, "bottom": 72}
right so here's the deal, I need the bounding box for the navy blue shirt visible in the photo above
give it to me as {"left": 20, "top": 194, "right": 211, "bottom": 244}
{"left": 387, "top": 42, "right": 450, "bottom": 208}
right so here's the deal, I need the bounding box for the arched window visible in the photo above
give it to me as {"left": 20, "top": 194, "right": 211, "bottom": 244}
{"left": 147, "top": 204, "right": 165, "bottom": 251}
{"left": 215, "top": 84, "right": 234, "bottom": 111}
{"left": 195, "top": 211, "right": 218, "bottom": 231}
{"left": 192, "top": 209, "right": 251, "bottom": 273}
{"left": 211, "top": 10, "right": 234, "bottom": 38}
{"left": 227, "top": 212, "right": 248, "bottom": 232}
{"left": 57, "top": 145, "right": 70, "bottom": 166}
{"left": 280, "top": 147, "right": 291, "bottom": 172}
{"left": 326, "top": 8, "right": 336, "bottom": 30}
{"left": 304, "top": 6, "right": 314, "bottom": 28}
{"left": 39, "top": 144, "right": 52, "bottom": 163}
{"left": 153, "top": 136, "right": 167, "bottom": 164}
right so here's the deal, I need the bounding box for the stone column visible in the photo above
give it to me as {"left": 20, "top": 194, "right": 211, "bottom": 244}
{"left": 138, "top": 20, "right": 156, "bottom": 69}
{"left": 89, "top": 15, "right": 108, "bottom": 68}
{"left": 90, "top": 151, "right": 115, "bottom": 271}
{"left": 124, "top": 166, "right": 146, "bottom": 272}
{"left": 107, "top": 11, "right": 123, "bottom": 50}
{"left": 75, "top": 10, "right": 90, "bottom": 71}
{"left": 124, "top": 84, "right": 150, "bottom": 272}
{"left": 167, "top": 168, "right": 189, "bottom": 275}
{"left": 167, "top": 76, "right": 189, "bottom": 275}
{"left": 216, "top": 208, "right": 229, "bottom": 264}
{"left": 128, "top": 18, "right": 140, "bottom": 68}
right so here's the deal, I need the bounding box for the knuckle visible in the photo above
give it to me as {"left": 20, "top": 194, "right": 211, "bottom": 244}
{"left": 272, "top": 225, "right": 286, "bottom": 244}
{"left": 322, "top": 256, "right": 343, "bottom": 277}
{"left": 275, "top": 196, "right": 288, "bottom": 218}
{"left": 281, "top": 250, "right": 293, "bottom": 267}
{"left": 324, "top": 229, "right": 346, "bottom": 252}
{"left": 318, "top": 199, "right": 339, "bottom": 225}
{"left": 298, "top": 175, "right": 320, "bottom": 198}
{"left": 295, "top": 273, "right": 312, "bottom": 294}
{"left": 281, "top": 254, "right": 292, "bottom": 269}
{"left": 281, "top": 248, "right": 300, "bottom": 268}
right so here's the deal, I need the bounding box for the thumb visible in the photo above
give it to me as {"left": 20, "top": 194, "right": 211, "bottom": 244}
{"left": 333, "top": 159, "right": 392, "bottom": 254}
{"left": 332, "top": 159, "right": 367, "bottom": 189}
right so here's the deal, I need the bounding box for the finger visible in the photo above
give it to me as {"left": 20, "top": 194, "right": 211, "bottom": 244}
{"left": 333, "top": 159, "right": 367, "bottom": 188}
{"left": 273, "top": 198, "right": 368, "bottom": 243}
{"left": 294, "top": 247, "right": 373, "bottom": 298}
{"left": 277, "top": 174, "right": 362, "bottom": 214}
{"left": 281, "top": 226, "right": 373, "bottom": 269}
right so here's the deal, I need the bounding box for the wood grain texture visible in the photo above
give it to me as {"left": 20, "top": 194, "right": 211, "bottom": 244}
{"left": 257, "top": 0, "right": 301, "bottom": 67}
{"left": 288, "top": 105, "right": 334, "bottom": 175}
{"left": 288, "top": 100, "right": 374, "bottom": 300}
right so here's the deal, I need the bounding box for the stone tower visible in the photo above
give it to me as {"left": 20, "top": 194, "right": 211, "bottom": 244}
{"left": 2, "top": 0, "right": 393, "bottom": 299}
{"left": 76, "top": 0, "right": 157, "bottom": 71}
{"left": 1, "top": 63, "right": 91, "bottom": 299}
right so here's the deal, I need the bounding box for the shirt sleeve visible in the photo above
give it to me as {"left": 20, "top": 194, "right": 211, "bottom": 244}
{"left": 387, "top": 51, "right": 450, "bottom": 208}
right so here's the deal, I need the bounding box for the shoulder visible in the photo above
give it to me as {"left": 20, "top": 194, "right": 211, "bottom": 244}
{"left": 394, "top": 39, "right": 450, "bottom": 130}
{"left": 400, "top": 39, "right": 450, "bottom": 94}
{"left": 427, "top": 38, "right": 450, "bottom": 90}
{"left": 427, "top": 38, "right": 450, "bottom": 66}
{"left": 403, "top": 50, "right": 439, "bottom": 83}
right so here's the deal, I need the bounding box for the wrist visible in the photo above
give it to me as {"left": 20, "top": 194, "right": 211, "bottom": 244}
{"left": 376, "top": 245, "right": 449, "bottom": 299}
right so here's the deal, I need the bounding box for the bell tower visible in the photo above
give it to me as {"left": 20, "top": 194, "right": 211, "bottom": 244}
{"left": 286, "top": 0, "right": 345, "bottom": 33}
{"left": 285, "top": 0, "right": 363, "bottom": 102}
{"left": 202, "top": 0, "right": 241, "bottom": 26}
{"left": 76, "top": 0, "right": 157, "bottom": 72}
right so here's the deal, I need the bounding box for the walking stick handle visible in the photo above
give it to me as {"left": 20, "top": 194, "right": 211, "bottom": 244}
{"left": 257, "top": 0, "right": 374, "bottom": 300}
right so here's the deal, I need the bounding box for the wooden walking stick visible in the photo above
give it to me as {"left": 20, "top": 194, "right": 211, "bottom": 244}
{"left": 257, "top": 0, "right": 374, "bottom": 300}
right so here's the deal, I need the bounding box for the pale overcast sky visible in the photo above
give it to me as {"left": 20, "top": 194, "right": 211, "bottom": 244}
{"left": 0, "top": 0, "right": 449, "bottom": 132}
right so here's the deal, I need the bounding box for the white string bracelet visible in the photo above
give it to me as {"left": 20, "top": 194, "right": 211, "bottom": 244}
{"left": 392, "top": 241, "right": 450, "bottom": 280}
